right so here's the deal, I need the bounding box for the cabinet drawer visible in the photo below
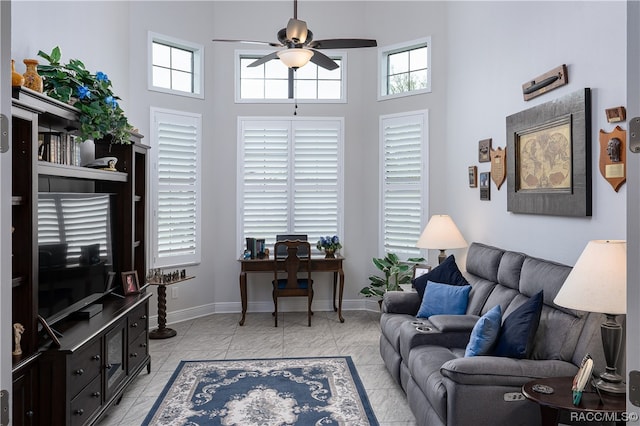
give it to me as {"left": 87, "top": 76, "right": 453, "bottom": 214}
{"left": 128, "top": 303, "right": 148, "bottom": 343}
{"left": 128, "top": 332, "right": 149, "bottom": 373}
{"left": 70, "top": 374, "right": 102, "bottom": 426}
{"left": 68, "top": 339, "right": 102, "bottom": 397}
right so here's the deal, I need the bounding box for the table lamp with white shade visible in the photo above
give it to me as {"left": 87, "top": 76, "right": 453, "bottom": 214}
{"left": 553, "top": 239, "right": 626, "bottom": 394}
{"left": 416, "top": 215, "right": 468, "bottom": 264}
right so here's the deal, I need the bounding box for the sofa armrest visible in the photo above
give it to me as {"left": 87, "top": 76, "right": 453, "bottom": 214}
{"left": 382, "top": 291, "right": 421, "bottom": 315}
{"left": 440, "top": 357, "right": 579, "bottom": 387}
{"left": 429, "top": 314, "right": 479, "bottom": 332}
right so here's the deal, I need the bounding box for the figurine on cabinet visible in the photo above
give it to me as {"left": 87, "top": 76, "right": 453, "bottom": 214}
{"left": 12, "top": 323, "right": 24, "bottom": 356}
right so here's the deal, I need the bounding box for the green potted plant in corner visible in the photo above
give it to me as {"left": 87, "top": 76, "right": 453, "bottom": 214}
{"left": 360, "top": 253, "right": 425, "bottom": 302}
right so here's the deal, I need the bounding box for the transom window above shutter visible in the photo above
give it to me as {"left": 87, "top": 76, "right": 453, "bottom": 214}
{"left": 151, "top": 108, "right": 202, "bottom": 268}
{"left": 238, "top": 118, "right": 344, "bottom": 253}
{"left": 380, "top": 111, "right": 428, "bottom": 257}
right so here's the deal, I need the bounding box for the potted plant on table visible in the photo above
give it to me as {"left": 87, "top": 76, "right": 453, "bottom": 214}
{"left": 360, "top": 253, "right": 425, "bottom": 303}
{"left": 316, "top": 235, "right": 342, "bottom": 258}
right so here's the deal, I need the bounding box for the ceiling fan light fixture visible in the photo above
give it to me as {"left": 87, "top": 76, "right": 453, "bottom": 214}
{"left": 277, "top": 48, "right": 314, "bottom": 69}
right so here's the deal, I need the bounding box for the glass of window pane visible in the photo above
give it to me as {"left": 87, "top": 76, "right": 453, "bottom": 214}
{"left": 295, "top": 80, "right": 317, "bottom": 99}
{"left": 295, "top": 63, "right": 317, "bottom": 80}
{"left": 388, "top": 51, "right": 409, "bottom": 74}
{"left": 388, "top": 73, "right": 410, "bottom": 94}
{"left": 241, "top": 60, "right": 264, "bottom": 79}
{"left": 172, "top": 70, "right": 192, "bottom": 92}
{"left": 265, "top": 60, "right": 289, "bottom": 79}
{"left": 153, "top": 66, "right": 171, "bottom": 89}
{"left": 241, "top": 79, "right": 265, "bottom": 99}
{"left": 409, "top": 47, "right": 428, "bottom": 71}
{"left": 317, "top": 81, "right": 340, "bottom": 99}
{"left": 153, "top": 43, "right": 171, "bottom": 67}
{"left": 318, "top": 62, "right": 340, "bottom": 80}
{"left": 172, "top": 47, "right": 193, "bottom": 72}
{"left": 409, "top": 70, "right": 428, "bottom": 91}
{"left": 265, "top": 79, "right": 289, "bottom": 99}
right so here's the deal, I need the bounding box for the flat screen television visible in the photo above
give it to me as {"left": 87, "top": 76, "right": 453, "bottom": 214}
{"left": 38, "top": 192, "right": 117, "bottom": 325}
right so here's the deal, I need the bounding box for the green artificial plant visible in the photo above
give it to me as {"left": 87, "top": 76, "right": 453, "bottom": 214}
{"left": 37, "top": 46, "right": 133, "bottom": 144}
{"left": 360, "top": 253, "right": 425, "bottom": 299}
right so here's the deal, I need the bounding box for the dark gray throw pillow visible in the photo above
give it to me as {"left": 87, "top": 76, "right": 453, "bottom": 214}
{"left": 493, "top": 290, "right": 544, "bottom": 359}
{"left": 412, "top": 254, "right": 469, "bottom": 300}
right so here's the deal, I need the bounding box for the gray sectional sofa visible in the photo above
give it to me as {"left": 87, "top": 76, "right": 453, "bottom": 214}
{"left": 379, "top": 242, "right": 607, "bottom": 426}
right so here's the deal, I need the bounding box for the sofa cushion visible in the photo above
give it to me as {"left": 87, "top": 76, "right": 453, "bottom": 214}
{"left": 494, "top": 291, "right": 543, "bottom": 359}
{"left": 464, "top": 305, "right": 502, "bottom": 357}
{"left": 465, "top": 243, "right": 504, "bottom": 283}
{"left": 413, "top": 255, "right": 469, "bottom": 299}
{"left": 417, "top": 282, "right": 471, "bottom": 318}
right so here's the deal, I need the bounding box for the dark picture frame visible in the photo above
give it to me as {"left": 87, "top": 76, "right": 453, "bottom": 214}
{"left": 413, "top": 264, "right": 431, "bottom": 280}
{"left": 468, "top": 166, "right": 477, "bottom": 188}
{"left": 121, "top": 270, "right": 140, "bottom": 295}
{"left": 506, "top": 88, "right": 591, "bottom": 216}
{"left": 38, "top": 315, "right": 61, "bottom": 347}
{"left": 480, "top": 172, "right": 491, "bottom": 200}
{"left": 479, "top": 139, "right": 492, "bottom": 162}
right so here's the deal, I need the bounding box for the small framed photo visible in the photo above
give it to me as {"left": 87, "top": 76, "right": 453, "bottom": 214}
{"left": 121, "top": 270, "right": 140, "bottom": 295}
{"left": 468, "top": 166, "right": 478, "bottom": 188}
{"left": 480, "top": 171, "right": 491, "bottom": 200}
{"left": 413, "top": 264, "right": 432, "bottom": 280}
{"left": 38, "top": 315, "right": 61, "bottom": 347}
{"left": 479, "top": 138, "right": 492, "bottom": 162}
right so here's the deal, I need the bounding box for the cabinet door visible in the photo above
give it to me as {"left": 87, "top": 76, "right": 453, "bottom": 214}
{"left": 12, "top": 365, "right": 37, "bottom": 426}
{"left": 104, "top": 323, "right": 126, "bottom": 401}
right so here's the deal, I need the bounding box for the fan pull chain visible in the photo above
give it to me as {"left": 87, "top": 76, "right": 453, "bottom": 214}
{"left": 293, "top": 69, "right": 298, "bottom": 116}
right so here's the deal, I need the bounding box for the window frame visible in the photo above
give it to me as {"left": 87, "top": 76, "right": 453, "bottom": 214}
{"left": 379, "top": 110, "right": 429, "bottom": 258}
{"left": 150, "top": 107, "right": 202, "bottom": 268}
{"left": 148, "top": 31, "right": 204, "bottom": 99}
{"left": 236, "top": 116, "right": 345, "bottom": 256}
{"left": 378, "top": 37, "right": 431, "bottom": 101}
{"left": 235, "top": 50, "right": 347, "bottom": 104}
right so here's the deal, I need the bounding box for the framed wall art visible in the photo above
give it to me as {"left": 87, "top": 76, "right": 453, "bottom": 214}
{"left": 506, "top": 88, "right": 591, "bottom": 216}
{"left": 468, "top": 166, "right": 477, "bottom": 188}
{"left": 480, "top": 172, "right": 491, "bottom": 200}
{"left": 122, "top": 270, "right": 140, "bottom": 295}
{"left": 478, "top": 139, "right": 492, "bottom": 163}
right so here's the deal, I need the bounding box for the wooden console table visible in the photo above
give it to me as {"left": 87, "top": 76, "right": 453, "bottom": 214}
{"left": 238, "top": 255, "right": 345, "bottom": 325}
{"left": 148, "top": 276, "right": 194, "bottom": 339}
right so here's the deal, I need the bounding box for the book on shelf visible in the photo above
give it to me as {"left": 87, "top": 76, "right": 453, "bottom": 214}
{"left": 38, "top": 132, "right": 81, "bottom": 166}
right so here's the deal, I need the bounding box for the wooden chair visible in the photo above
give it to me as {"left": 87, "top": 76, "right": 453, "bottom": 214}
{"left": 272, "top": 240, "right": 313, "bottom": 327}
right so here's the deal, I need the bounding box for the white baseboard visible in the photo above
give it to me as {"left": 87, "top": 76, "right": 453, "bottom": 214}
{"left": 153, "top": 297, "right": 382, "bottom": 326}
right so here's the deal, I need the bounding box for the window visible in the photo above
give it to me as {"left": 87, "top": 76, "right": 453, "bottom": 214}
{"left": 149, "top": 32, "right": 204, "bottom": 98}
{"left": 380, "top": 110, "right": 429, "bottom": 257}
{"left": 238, "top": 118, "right": 344, "bottom": 254}
{"left": 236, "top": 51, "right": 345, "bottom": 102}
{"left": 379, "top": 37, "right": 431, "bottom": 99}
{"left": 150, "top": 108, "right": 202, "bottom": 268}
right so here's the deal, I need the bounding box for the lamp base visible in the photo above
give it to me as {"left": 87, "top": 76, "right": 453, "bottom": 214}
{"left": 594, "top": 374, "right": 626, "bottom": 394}
{"left": 438, "top": 250, "right": 447, "bottom": 264}
{"left": 596, "top": 314, "right": 625, "bottom": 394}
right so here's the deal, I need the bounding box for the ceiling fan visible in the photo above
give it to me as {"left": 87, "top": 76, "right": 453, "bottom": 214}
{"left": 212, "top": 0, "right": 377, "bottom": 70}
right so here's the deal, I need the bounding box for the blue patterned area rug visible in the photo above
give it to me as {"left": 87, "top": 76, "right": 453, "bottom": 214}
{"left": 142, "top": 356, "right": 379, "bottom": 426}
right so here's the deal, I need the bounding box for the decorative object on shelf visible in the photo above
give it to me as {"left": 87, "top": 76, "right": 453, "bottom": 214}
{"left": 599, "top": 126, "right": 626, "bottom": 192}
{"left": 37, "top": 315, "right": 60, "bottom": 348}
{"left": 468, "top": 165, "right": 477, "bottom": 188}
{"left": 12, "top": 323, "right": 24, "bottom": 356}
{"left": 480, "top": 172, "right": 491, "bottom": 200}
{"left": 605, "top": 106, "right": 626, "bottom": 123}
{"left": 83, "top": 156, "right": 118, "bottom": 171}
{"left": 122, "top": 270, "right": 140, "bottom": 295}
{"left": 554, "top": 240, "right": 626, "bottom": 394}
{"left": 37, "top": 46, "right": 133, "bottom": 144}
{"left": 571, "top": 353, "right": 594, "bottom": 405}
{"left": 11, "top": 59, "right": 25, "bottom": 87}
{"left": 522, "top": 64, "right": 568, "bottom": 101}
{"left": 316, "top": 235, "right": 342, "bottom": 258}
{"left": 412, "top": 264, "right": 431, "bottom": 280}
{"left": 416, "top": 214, "right": 467, "bottom": 264}
{"left": 490, "top": 147, "right": 506, "bottom": 189}
{"left": 507, "top": 88, "right": 591, "bottom": 216}
{"left": 360, "top": 253, "right": 424, "bottom": 299}
{"left": 478, "top": 138, "right": 491, "bottom": 162}
{"left": 22, "top": 58, "right": 43, "bottom": 92}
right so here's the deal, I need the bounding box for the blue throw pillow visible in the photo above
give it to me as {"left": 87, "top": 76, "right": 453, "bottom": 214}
{"left": 464, "top": 305, "right": 502, "bottom": 357}
{"left": 416, "top": 281, "right": 471, "bottom": 318}
{"left": 413, "top": 255, "right": 469, "bottom": 300}
{"left": 493, "top": 291, "right": 544, "bottom": 359}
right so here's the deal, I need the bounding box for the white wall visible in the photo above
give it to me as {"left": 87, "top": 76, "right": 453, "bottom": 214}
{"left": 11, "top": 1, "right": 627, "bottom": 322}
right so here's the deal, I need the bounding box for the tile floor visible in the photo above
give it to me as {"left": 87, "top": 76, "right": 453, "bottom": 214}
{"left": 97, "top": 310, "right": 416, "bottom": 426}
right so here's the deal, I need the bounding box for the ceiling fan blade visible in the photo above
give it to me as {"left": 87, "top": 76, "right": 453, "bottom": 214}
{"left": 286, "top": 18, "right": 308, "bottom": 44}
{"left": 212, "top": 39, "right": 283, "bottom": 48}
{"left": 309, "top": 50, "right": 339, "bottom": 71}
{"left": 248, "top": 51, "right": 280, "bottom": 67}
{"left": 308, "top": 39, "right": 377, "bottom": 49}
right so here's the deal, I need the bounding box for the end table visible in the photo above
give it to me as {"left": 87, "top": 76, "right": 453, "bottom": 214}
{"left": 148, "top": 276, "right": 194, "bottom": 339}
{"left": 522, "top": 376, "right": 626, "bottom": 426}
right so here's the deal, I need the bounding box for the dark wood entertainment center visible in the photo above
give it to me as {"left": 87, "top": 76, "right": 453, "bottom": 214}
{"left": 11, "top": 87, "right": 150, "bottom": 425}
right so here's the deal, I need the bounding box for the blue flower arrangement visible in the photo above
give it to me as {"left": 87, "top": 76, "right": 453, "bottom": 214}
{"left": 316, "top": 235, "right": 343, "bottom": 252}
{"left": 37, "top": 47, "right": 133, "bottom": 144}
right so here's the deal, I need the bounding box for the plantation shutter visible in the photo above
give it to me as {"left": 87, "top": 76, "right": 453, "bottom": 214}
{"left": 152, "top": 109, "right": 201, "bottom": 267}
{"left": 381, "top": 112, "right": 428, "bottom": 256}
{"left": 239, "top": 118, "right": 343, "bottom": 251}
